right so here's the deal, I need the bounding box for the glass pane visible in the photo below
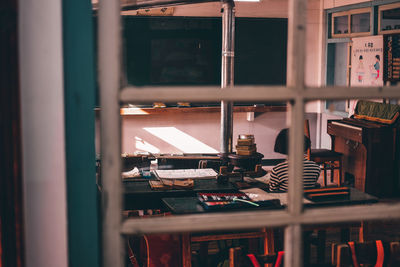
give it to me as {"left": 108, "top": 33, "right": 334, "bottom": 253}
{"left": 125, "top": 228, "right": 282, "bottom": 266}
{"left": 326, "top": 43, "right": 348, "bottom": 113}
{"left": 303, "top": 219, "right": 400, "bottom": 266}
{"left": 380, "top": 7, "right": 400, "bottom": 32}
{"left": 351, "top": 12, "right": 370, "bottom": 33}
{"left": 334, "top": 15, "right": 348, "bottom": 35}
{"left": 122, "top": 16, "right": 287, "bottom": 87}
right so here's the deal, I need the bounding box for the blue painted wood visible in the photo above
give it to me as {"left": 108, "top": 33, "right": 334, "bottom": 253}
{"left": 62, "top": 0, "right": 100, "bottom": 266}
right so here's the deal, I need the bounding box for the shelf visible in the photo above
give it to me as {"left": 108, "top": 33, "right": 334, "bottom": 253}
{"left": 119, "top": 105, "right": 286, "bottom": 115}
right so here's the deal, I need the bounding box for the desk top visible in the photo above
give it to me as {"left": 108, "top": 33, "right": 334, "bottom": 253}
{"left": 161, "top": 188, "right": 378, "bottom": 214}
{"left": 124, "top": 178, "right": 241, "bottom": 195}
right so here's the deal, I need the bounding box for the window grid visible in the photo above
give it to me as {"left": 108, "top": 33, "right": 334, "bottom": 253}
{"left": 98, "top": 1, "right": 400, "bottom": 267}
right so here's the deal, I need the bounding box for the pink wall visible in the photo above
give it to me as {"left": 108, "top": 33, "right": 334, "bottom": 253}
{"left": 113, "top": 111, "right": 318, "bottom": 159}
{"left": 113, "top": 0, "right": 325, "bottom": 159}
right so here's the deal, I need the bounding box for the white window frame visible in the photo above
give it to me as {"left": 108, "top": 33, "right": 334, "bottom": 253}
{"left": 98, "top": 0, "right": 400, "bottom": 267}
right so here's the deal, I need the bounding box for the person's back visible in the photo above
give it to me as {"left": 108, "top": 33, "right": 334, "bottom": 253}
{"left": 268, "top": 128, "right": 321, "bottom": 192}
{"left": 269, "top": 158, "right": 320, "bottom": 192}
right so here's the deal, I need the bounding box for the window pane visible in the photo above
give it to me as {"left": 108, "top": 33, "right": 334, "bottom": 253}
{"left": 334, "top": 15, "right": 348, "bottom": 35}
{"left": 304, "top": 219, "right": 400, "bottom": 266}
{"left": 125, "top": 228, "right": 281, "bottom": 266}
{"left": 122, "top": 17, "right": 287, "bottom": 87}
{"left": 326, "top": 43, "right": 348, "bottom": 113}
{"left": 380, "top": 7, "right": 400, "bottom": 32}
{"left": 351, "top": 12, "right": 370, "bottom": 33}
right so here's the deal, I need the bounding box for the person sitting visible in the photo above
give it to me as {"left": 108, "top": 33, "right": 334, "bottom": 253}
{"left": 269, "top": 128, "right": 320, "bottom": 192}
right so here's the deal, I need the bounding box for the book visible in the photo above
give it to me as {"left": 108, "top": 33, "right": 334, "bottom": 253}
{"left": 236, "top": 144, "right": 257, "bottom": 150}
{"left": 236, "top": 148, "right": 257, "bottom": 156}
{"left": 237, "top": 139, "right": 254, "bottom": 146}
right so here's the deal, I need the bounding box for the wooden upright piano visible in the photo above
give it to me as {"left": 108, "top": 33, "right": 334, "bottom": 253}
{"left": 327, "top": 101, "right": 400, "bottom": 198}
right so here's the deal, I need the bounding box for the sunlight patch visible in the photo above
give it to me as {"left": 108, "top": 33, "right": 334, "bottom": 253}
{"left": 143, "top": 127, "right": 218, "bottom": 153}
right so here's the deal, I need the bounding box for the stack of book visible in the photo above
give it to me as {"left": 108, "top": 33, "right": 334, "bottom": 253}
{"left": 236, "top": 134, "right": 257, "bottom": 156}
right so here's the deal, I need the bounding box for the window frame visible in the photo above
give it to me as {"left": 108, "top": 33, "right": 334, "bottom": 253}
{"left": 97, "top": 1, "right": 400, "bottom": 267}
{"left": 331, "top": 7, "right": 373, "bottom": 38}
{"left": 378, "top": 2, "right": 400, "bottom": 35}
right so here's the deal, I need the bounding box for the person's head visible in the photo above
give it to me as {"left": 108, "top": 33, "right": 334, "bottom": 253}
{"left": 359, "top": 55, "right": 363, "bottom": 60}
{"left": 376, "top": 55, "right": 380, "bottom": 61}
{"left": 273, "top": 128, "right": 311, "bottom": 155}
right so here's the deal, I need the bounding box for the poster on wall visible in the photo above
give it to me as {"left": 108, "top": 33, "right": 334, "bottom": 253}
{"left": 351, "top": 35, "right": 383, "bottom": 87}
{"left": 349, "top": 36, "right": 383, "bottom": 116}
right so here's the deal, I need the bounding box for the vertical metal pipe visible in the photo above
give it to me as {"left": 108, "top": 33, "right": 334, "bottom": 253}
{"left": 220, "top": 0, "right": 235, "bottom": 155}
{"left": 98, "top": 0, "right": 124, "bottom": 267}
{"left": 285, "top": 0, "right": 308, "bottom": 264}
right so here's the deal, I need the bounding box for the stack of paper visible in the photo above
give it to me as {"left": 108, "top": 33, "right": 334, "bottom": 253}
{"left": 154, "top": 168, "right": 218, "bottom": 180}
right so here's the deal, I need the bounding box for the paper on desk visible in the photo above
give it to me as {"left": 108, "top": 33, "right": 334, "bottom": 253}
{"left": 240, "top": 188, "right": 312, "bottom": 205}
{"left": 154, "top": 168, "right": 217, "bottom": 180}
{"left": 122, "top": 167, "right": 141, "bottom": 178}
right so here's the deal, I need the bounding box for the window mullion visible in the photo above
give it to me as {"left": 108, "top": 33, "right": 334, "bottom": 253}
{"left": 98, "top": 0, "right": 124, "bottom": 266}
{"left": 286, "top": 0, "right": 308, "bottom": 262}
{"left": 285, "top": 224, "right": 303, "bottom": 267}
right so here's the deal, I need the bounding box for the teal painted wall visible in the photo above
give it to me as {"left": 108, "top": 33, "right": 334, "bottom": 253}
{"left": 62, "top": 0, "right": 100, "bottom": 266}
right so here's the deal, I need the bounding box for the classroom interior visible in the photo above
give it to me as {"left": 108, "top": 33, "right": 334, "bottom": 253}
{"left": 2, "top": 0, "right": 400, "bottom": 266}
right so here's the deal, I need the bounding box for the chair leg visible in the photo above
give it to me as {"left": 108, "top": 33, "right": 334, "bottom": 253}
{"left": 338, "top": 158, "right": 342, "bottom": 186}
{"left": 323, "top": 163, "right": 328, "bottom": 187}
{"left": 182, "top": 234, "right": 192, "bottom": 267}
{"left": 229, "top": 247, "right": 242, "bottom": 267}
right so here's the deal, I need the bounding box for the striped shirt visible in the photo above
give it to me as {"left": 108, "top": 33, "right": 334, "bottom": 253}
{"left": 269, "top": 159, "right": 321, "bottom": 192}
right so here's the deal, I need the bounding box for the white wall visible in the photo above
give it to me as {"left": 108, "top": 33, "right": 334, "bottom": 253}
{"left": 19, "top": 0, "right": 68, "bottom": 266}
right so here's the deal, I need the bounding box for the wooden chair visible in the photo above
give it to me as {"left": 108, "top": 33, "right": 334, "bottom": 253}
{"left": 229, "top": 247, "right": 284, "bottom": 267}
{"left": 332, "top": 241, "right": 400, "bottom": 267}
{"left": 304, "top": 120, "right": 343, "bottom": 186}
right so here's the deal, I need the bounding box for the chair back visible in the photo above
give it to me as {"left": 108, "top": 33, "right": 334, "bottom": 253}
{"left": 304, "top": 119, "right": 311, "bottom": 160}
{"left": 332, "top": 241, "right": 400, "bottom": 267}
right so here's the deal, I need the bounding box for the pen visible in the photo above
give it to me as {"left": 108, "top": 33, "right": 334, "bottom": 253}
{"left": 232, "top": 197, "right": 260, "bottom": 207}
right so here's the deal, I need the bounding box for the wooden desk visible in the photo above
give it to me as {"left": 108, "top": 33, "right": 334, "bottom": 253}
{"left": 123, "top": 178, "right": 242, "bottom": 210}
{"left": 160, "top": 188, "right": 377, "bottom": 214}
{"left": 123, "top": 177, "right": 269, "bottom": 210}
{"left": 159, "top": 188, "right": 377, "bottom": 267}
{"left": 124, "top": 178, "right": 378, "bottom": 266}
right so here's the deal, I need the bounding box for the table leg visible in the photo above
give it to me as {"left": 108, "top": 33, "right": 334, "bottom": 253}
{"left": 303, "top": 231, "right": 312, "bottom": 266}
{"left": 182, "top": 234, "right": 191, "bottom": 267}
{"left": 316, "top": 230, "right": 326, "bottom": 264}
{"left": 199, "top": 242, "right": 208, "bottom": 266}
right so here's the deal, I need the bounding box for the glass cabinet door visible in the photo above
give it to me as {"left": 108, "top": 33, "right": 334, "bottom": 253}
{"left": 379, "top": 3, "right": 400, "bottom": 34}
{"left": 333, "top": 15, "right": 348, "bottom": 35}
{"left": 331, "top": 8, "right": 371, "bottom": 38}
{"left": 351, "top": 12, "right": 370, "bottom": 33}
